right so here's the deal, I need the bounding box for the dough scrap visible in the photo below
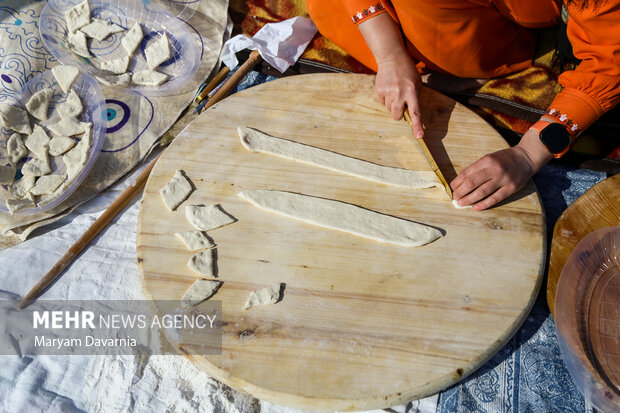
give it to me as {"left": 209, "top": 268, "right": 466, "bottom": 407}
{"left": 30, "top": 174, "right": 66, "bottom": 196}
{"left": 175, "top": 230, "right": 215, "bottom": 251}
{"left": 48, "top": 136, "right": 76, "bottom": 156}
{"left": 25, "top": 88, "right": 53, "bottom": 121}
{"left": 0, "top": 103, "right": 31, "bottom": 134}
{"left": 100, "top": 56, "right": 129, "bottom": 75}
{"left": 122, "top": 22, "right": 143, "bottom": 55}
{"left": 243, "top": 283, "right": 283, "bottom": 310}
{"left": 132, "top": 70, "right": 168, "bottom": 86}
{"left": 6, "top": 198, "right": 34, "bottom": 215}
{"left": 238, "top": 127, "right": 443, "bottom": 190}
{"left": 24, "top": 125, "right": 51, "bottom": 158}
{"left": 47, "top": 117, "right": 90, "bottom": 137}
{"left": 65, "top": 0, "right": 90, "bottom": 33}
{"left": 187, "top": 249, "right": 216, "bottom": 277}
{"left": 159, "top": 170, "right": 193, "bottom": 211}
{"left": 8, "top": 176, "right": 35, "bottom": 199}
{"left": 63, "top": 126, "right": 91, "bottom": 180}
{"left": 52, "top": 65, "right": 79, "bottom": 94}
{"left": 239, "top": 190, "right": 442, "bottom": 247}
{"left": 0, "top": 164, "right": 15, "bottom": 185}
{"left": 452, "top": 200, "right": 472, "bottom": 209}
{"left": 186, "top": 204, "right": 236, "bottom": 232}
{"left": 67, "top": 30, "right": 90, "bottom": 58}
{"left": 22, "top": 152, "right": 51, "bottom": 177}
{"left": 95, "top": 73, "right": 130, "bottom": 87}
{"left": 181, "top": 279, "right": 222, "bottom": 308}
{"left": 7, "top": 133, "right": 28, "bottom": 165}
{"left": 145, "top": 33, "right": 171, "bottom": 69}
{"left": 80, "top": 18, "right": 124, "bottom": 41}
{"left": 57, "top": 89, "right": 83, "bottom": 119}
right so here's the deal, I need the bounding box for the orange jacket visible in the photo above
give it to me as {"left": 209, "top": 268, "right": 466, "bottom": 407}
{"left": 307, "top": 0, "right": 620, "bottom": 136}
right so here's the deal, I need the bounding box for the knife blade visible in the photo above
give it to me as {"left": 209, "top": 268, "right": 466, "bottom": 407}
{"left": 403, "top": 111, "right": 453, "bottom": 199}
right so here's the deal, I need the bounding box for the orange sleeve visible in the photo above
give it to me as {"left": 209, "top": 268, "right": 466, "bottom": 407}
{"left": 341, "top": 1, "right": 389, "bottom": 25}
{"left": 546, "top": 1, "right": 620, "bottom": 136}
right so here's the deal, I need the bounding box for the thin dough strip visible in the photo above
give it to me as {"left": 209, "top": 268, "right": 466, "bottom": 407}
{"left": 238, "top": 190, "right": 442, "bottom": 247}
{"left": 238, "top": 127, "right": 442, "bottom": 190}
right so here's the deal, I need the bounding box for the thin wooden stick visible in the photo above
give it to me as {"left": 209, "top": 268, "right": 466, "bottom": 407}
{"left": 195, "top": 65, "right": 230, "bottom": 103}
{"left": 18, "top": 52, "right": 263, "bottom": 309}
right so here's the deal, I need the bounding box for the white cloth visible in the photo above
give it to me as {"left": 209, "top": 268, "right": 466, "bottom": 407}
{"left": 0, "top": 156, "right": 438, "bottom": 412}
{"left": 221, "top": 17, "right": 318, "bottom": 73}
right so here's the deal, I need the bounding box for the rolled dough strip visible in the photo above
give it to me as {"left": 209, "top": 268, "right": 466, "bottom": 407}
{"left": 122, "top": 22, "right": 143, "bottom": 55}
{"left": 187, "top": 249, "right": 216, "bottom": 277}
{"left": 65, "top": 0, "right": 90, "bottom": 33}
{"left": 239, "top": 190, "right": 442, "bottom": 247}
{"left": 0, "top": 103, "right": 31, "bottom": 134}
{"left": 238, "top": 127, "right": 442, "bottom": 190}
{"left": 452, "top": 200, "right": 472, "bottom": 209}
{"left": 175, "top": 230, "right": 215, "bottom": 251}
{"left": 7, "top": 133, "right": 28, "bottom": 165}
{"left": 52, "top": 65, "right": 79, "bottom": 94}
{"left": 186, "top": 204, "right": 236, "bottom": 231}
{"left": 25, "top": 89, "right": 53, "bottom": 121}
{"left": 159, "top": 170, "right": 193, "bottom": 211}
{"left": 181, "top": 279, "right": 222, "bottom": 308}
{"left": 243, "top": 283, "right": 283, "bottom": 310}
{"left": 57, "top": 89, "right": 83, "bottom": 119}
{"left": 80, "top": 18, "right": 123, "bottom": 41}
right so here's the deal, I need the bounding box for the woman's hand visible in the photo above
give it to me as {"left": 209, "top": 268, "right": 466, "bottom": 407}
{"left": 375, "top": 53, "right": 424, "bottom": 138}
{"left": 357, "top": 13, "right": 424, "bottom": 138}
{"left": 451, "top": 127, "right": 554, "bottom": 210}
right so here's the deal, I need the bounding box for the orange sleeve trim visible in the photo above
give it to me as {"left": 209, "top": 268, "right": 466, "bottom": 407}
{"left": 546, "top": 88, "right": 605, "bottom": 137}
{"left": 351, "top": 3, "right": 387, "bottom": 25}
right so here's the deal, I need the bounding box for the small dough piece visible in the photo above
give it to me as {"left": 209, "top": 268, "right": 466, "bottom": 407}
{"left": 7, "top": 133, "right": 28, "bottom": 165}
{"left": 63, "top": 126, "right": 91, "bottom": 180}
{"left": 25, "top": 89, "right": 53, "bottom": 121}
{"left": 145, "top": 33, "right": 171, "bottom": 69}
{"left": 132, "top": 70, "right": 168, "bottom": 86}
{"left": 239, "top": 190, "right": 442, "bottom": 247}
{"left": 65, "top": 0, "right": 90, "bottom": 33}
{"left": 80, "top": 18, "right": 124, "bottom": 41}
{"left": 122, "top": 22, "right": 143, "bottom": 55}
{"left": 8, "top": 176, "right": 35, "bottom": 199}
{"left": 48, "top": 136, "right": 76, "bottom": 156}
{"left": 0, "top": 164, "right": 16, "bottom": 185}
{"left": 239, "top": 127, "right": 442, "bottom": 190}
{"left": 181, "top": 279, "right": 222, "bottom": 308}
{"left": 30, "top": 174, "right": 66, "bottom": 196}
{"left": 47, "top": 117, "right": 90, "bottom": 137}
{"left": 186, "top": 204, "right": 236, "bottom": 231}
{"left": 243, "top": 283, "right": 283, "bottom": 310}
{"left": 187, "top": 249, "right": 216, "bottom": 277}
{"left": 100, "top": 56, "right": 129, "bottom": 75}
{"left": 52, "top": 65, "right": 79, "bottom": 93}
{"left": 22, "top": 153, "right": 51, "bottom": 177}
{"left": 452, "top": 200, "right": 472, "bottom": 209}
{"left": 95, "top": 73, "right": 130, "bottom": 87}
{"left": 0, "top": 103, "right": 31, "bottom": 134}
{"left": 67, "top": 30, "right": 90, "bottom": 58}
{"left": 57, "top": 89, "right": 83, "bottom": 119}
{"left": 159, "top": 170, "right": 193, "bottom": 211}
{"left": 175, "top": 230, "right": 215, "bottom": 251}
{"left": 6, "top": 198, "right": 34, "bottom": 215}
{"left": 24, "top": 125, "right": 51, "bottom": 158}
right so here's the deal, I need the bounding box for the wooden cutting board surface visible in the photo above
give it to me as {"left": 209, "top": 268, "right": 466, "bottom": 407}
{"left": 137, "top": 74, "right": 545, "bottom": 411}
{"left": 547, "top": 174, "right": 620, "bottom": 316}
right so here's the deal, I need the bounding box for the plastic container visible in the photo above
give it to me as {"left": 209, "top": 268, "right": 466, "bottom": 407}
{"left": 555, "top": 226, "right": 620, "bottom": 413}
{"left": 40, "top": 0, "right": 201, "bottom": 97}
{"left": 0, "top": 69, "right": 106, "bottom": 215}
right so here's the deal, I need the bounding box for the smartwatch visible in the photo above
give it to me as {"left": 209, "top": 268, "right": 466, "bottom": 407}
{"left": 531, "top": 121, "right": 573, "bottom": 159}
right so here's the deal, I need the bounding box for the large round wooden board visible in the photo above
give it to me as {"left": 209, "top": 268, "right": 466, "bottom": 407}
{"left": 137, "top": 74, "right": 545, "bottom": 411}
{"left": 547, "top": 174, "right": 620, "bottom": 316}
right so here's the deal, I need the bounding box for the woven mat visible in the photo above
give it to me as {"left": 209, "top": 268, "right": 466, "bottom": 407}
{"left": 0, "top": 0, "right": 229, "bottom": 249}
